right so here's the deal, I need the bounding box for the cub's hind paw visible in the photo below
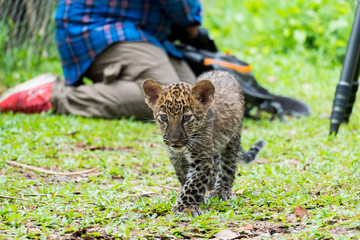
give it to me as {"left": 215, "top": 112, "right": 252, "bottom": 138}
{"left": 172, "top": 204, "right": 203, "bottom": 218}
{"left": 209, "top": 189, "right": 232, "bottom": 201}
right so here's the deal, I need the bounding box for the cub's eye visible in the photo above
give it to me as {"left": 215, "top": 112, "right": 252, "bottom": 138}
{"left": 160, "top": 114, "right": 168, "bottom": 122}
{"left": 182, "top": 115, "right": 191, "bottom": 122}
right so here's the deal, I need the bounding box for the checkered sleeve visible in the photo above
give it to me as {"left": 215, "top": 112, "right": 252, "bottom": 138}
{"left": 158, "top": 0, "right": 202, "bottom": 26}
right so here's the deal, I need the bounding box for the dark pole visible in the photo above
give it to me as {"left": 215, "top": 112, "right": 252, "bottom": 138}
{"left": 330, "top": 0, "right": 360, "bottom": 135}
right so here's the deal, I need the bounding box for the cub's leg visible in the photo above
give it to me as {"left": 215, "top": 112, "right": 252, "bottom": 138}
{"left": 169, "top": 152, "right": 190, "bottom": 186}
{"left": 172, "top": 155, "right": 216, "bottom": 217}
{"left": 208, "top": 154, "right": 220, "bottom": 190}
{"left": 210, "top": 133, "right": 241, "bottom": 201}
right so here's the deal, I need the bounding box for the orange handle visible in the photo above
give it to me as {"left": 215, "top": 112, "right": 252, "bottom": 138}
{"left": 203, "top": 58, "right": 252, "bottom": 73}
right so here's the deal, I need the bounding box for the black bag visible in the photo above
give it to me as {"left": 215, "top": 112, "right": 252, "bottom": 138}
{"left": 172, "top": 33, "right": 311, "bottom": 120}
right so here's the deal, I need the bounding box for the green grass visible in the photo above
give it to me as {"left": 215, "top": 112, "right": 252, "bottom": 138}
{"left": 1, "top": 0, "right": 360, "bottom": 239}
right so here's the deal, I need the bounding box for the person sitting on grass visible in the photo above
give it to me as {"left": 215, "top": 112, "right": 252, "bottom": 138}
{"left": 0, "top": 0, "right": 202, "bottom": 120}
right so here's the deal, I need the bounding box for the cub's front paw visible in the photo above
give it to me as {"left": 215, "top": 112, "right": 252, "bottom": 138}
{"left": 172, "top": 203, "right": 203, "bottom": 218}
{"left": 209, "top": 189, "right": 232, "bottom": 201}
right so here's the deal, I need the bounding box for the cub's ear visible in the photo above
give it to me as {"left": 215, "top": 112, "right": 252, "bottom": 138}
{"left": 191, "top": 80, "right": 215, "bottom": 109}
{"left": 141, "top": 79, "right": 163, "bottom": 108}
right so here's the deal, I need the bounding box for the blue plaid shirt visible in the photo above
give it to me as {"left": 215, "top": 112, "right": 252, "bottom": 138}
{"left": 55, "top": 0, "right": 202, "bottom": 86}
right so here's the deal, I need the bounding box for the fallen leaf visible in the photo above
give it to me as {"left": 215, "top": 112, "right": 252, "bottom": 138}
{"left": 213, "top": 229, "right": 239, "bottom": 239}
{"left": 150, "top": 143, "right": 158, "bottom": 148}
{"left": 117, "top": 146, "right": 134, "bottom": 152}
{"left": 294, "top": 206, "right": 309, "bottom": 219}
{"left": 256, "top": 159, "right": 267, "bottom": 164}
{"left": 234, "top": 189, "right": 244, "bottom": 195}
{"left": 75, "top": 142, "right": 87, "bottom": 149}
{"left": 240, "top": 224, "right": 253, "bottom": 231}
{"left": 88, "top": 145, "right": 106, "bottom": 151}
{"left": 288, "top": 159, "right": 301, "bottom": 166}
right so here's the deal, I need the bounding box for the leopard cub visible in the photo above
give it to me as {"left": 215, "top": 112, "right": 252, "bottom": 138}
{"left": 142, "top": 70, "right": 265, "bottom": 217}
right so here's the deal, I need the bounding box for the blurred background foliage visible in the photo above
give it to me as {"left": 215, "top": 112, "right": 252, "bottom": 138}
{"left": 203, "top": 0, "right": 355, "bottom": 65}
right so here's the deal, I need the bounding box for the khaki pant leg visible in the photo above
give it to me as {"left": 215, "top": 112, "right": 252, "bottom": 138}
{"left": 50, "top": 42, "right": 190, "bottom": 120}
{"left": 169, "top": 56, "right": 196, "bottom": 84}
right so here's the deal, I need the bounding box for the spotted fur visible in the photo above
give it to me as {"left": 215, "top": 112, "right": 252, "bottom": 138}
{"left": 142, "top": 70, "right": 265, "bottom": 217}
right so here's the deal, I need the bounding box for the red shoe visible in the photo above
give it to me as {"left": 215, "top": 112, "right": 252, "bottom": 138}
{"left": 0, "top": 73, "right": 58, "bottom": 113}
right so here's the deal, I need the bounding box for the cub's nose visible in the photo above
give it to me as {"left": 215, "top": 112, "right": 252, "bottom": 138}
{"left": 168, "top": 132, "right": 182, "bottom": 144}
{"left": 169, "top": 136, "right": 181, "bottom": 144}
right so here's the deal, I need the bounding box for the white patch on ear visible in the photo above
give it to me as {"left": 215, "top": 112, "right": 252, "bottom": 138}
{"left": 191, "top": 80, "right": 215, "bottom": 108}
{"left": 141, "top": 79, "right": 163, "bottom": 109}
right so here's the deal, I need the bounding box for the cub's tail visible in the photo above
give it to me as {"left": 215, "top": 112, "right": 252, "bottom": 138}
{"left": 239, "top": 140, "right": 265, "bottom": 164}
